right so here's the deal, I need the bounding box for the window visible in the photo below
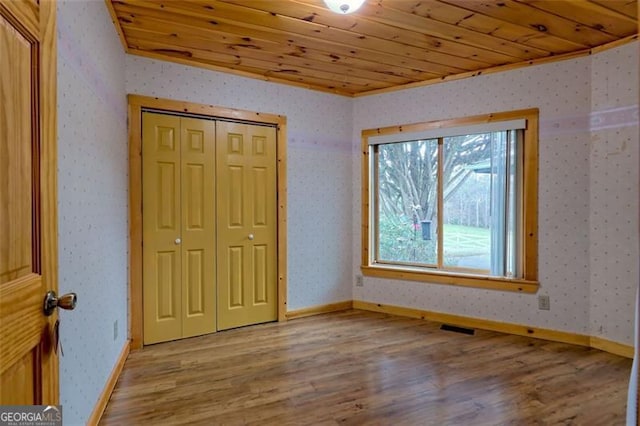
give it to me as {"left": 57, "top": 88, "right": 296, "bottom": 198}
{"left": 361, "top": 109, "right": 539, "bottom": 292}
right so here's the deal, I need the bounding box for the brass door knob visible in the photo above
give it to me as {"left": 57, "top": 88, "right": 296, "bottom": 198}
{"left": 43, "top": 291, "right": 77, "bottom": 316}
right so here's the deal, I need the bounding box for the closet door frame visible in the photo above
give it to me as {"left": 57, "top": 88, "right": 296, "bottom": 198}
{"left": 128, "top": 94, "right": 288, "bottom": 349}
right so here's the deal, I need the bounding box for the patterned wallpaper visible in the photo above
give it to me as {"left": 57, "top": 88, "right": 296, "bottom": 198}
{"left": 125, "top": 57, "right": 354, "bottom": 310}
{"left": 352, "top": 42, "right": 639, "bottom": 345}
{"left": 56, "top": 7, "right": 636, "bottom": 420}
{"left": 57, "top": 1, "right": 128, "bottom": 424}
{"left": 590, "top": 45, "right": 639, "bottom": 344}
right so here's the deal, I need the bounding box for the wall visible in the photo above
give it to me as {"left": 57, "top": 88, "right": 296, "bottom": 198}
{"left": 125, "top": 57, "right": 354, "bottom": 310}
{"left": 589, "top": 44, "right": 639, "bottom": 343}
{"left": 55, "top": 11, "right": 636, "bottom": 419}
{"left": 57, "top": 2, "right": 128, "bottom": 424}
{"left": 353, "top": 42, "right": 639, "bottom": 345}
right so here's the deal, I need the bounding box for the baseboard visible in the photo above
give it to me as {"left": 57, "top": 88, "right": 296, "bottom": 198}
{"left": 590, "top": 335, "right": 635, "bottom": 359}
{"left": 87, "top": 340, "right": 130, "bottom": 426}
{"left": 286, "top": 300, "right": 353, "bottom": 320}
{"left": 353, "top": 300, "right": 634, "bottom": 359}
{"left": 81, "top": 302, "right": 634, "bottom": 425}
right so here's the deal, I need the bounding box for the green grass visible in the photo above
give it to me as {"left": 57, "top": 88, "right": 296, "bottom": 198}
{"left": 443, "top": 224, "right": 490, "bottom": 256}
{"left": 378, "top": 217, "right": 491, "bottom": 264}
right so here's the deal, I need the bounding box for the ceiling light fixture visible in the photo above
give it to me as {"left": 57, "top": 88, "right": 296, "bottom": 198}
{"left": 323, "top": 0, "right": 366, "bottom": 14}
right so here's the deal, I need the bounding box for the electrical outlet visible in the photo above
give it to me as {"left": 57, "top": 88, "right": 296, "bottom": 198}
{"left": 538, "top": 295, "right": 550, "bottom": 311}
{"left": 356, "top": 275, "right": 364, "bottom": 287}
{"left": 113, "top": 320, "right": 118, "bottom": 340}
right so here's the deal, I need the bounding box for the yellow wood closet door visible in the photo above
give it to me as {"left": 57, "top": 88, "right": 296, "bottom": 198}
{"left": 216, "top": 122, "right": 277, "bottom": 330}
{"left": 142, "top": 112, "right": 216, "bottom": 344}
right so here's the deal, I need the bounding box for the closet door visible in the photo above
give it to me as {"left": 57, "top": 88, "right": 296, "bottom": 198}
{"left": 142, "top": 113, "right": 216, "bottom": 344}
{"left": 142, "top": 113, "right": 182, "bottom": 344}
{"left": 216, "top": 122, "right": 277, "bottom": 330}
{"left": 180, "top": 117, "right": 216, "bottom": 338}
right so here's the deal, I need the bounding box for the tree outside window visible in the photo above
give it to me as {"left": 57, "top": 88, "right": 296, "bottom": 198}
{"left": 362, "top": 109, "right": 539, "bottom": 292}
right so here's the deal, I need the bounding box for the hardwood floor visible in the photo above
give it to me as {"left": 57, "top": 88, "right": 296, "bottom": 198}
{"left": 100, "top": 310, "right": 631, "bottom": 425}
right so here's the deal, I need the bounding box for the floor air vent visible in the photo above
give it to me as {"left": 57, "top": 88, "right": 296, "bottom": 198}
{"left": 440, "top": 324, "right": 475, "bottom": 335}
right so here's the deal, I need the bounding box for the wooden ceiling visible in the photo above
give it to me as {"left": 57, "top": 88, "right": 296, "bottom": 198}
{"left": 107, "top": 0, "right": 638, "bottom": 97}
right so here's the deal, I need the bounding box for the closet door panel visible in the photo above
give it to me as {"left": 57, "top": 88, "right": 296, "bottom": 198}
{"left": 142, "top": 112, "right": 182, "bottom": 344}
{"left": 181, "top": 117, "right": 216, "bottom": 338}
{"left": 217, "top": 122, "right": 277, "bottom": 330}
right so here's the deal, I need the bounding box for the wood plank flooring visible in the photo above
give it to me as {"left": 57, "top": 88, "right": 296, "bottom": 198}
{"left": 100, "top": 310, "right": 632, "bottom": 425}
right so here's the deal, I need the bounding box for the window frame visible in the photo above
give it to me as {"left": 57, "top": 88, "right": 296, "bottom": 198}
{"left": 361, "top": 109, "right": 539, "bottom": 293}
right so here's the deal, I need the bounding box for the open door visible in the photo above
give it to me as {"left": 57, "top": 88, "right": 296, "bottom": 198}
{"left": 0, "top": 0, "right": 62, "bottom": 404}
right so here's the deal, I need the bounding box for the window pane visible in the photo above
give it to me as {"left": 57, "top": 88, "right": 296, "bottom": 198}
{"left": 376, "top": 139, "right": 438, "bottom": 266}
{"left": 443, "top": 133, "right": 495, "bottom": 271}
{"left": 506, "top": 130, "right": 522, "bottom": 277}
{"left": 489, "top": 131, "right": 508, "bottom": 276}
{"left": 365, "top": 111, "right": 537, "bottom": 285}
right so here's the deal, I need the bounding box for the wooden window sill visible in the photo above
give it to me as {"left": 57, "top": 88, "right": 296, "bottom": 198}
{"left": 361, "top": 265, "right": 539, "bottom": 293}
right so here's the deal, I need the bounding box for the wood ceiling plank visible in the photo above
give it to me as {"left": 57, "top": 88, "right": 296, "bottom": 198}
{"left": 298, "top": 0, "right": 558, "bottom": 57}
{"left": 122, "top": 26, "right": 415, "bottom": 86}
{"left": 115, "top": 0, "right": 491, "bottom": 72}
{"left": 126, "top": 37, "right": 392, "bottom": 91}
{"left": 377, "top": 0, "right": 588, "bottom": 53}
{"left": 112, "top": 1, "right": 466, "bottom": 75}
{"left": 127, "top": 39, "right": 389, "bottom": 95}
{"left": 219, "top": 0, "right": 524, "bottom": 65}
{"left": 106, "top": 0, "right": 637, "bottom": 96}
{"left": 515, "top": 0, "right": 637, "bottom": 37}
{"left": 439, "top": 0, "right": 619, "bottom": 47}
{"left": 589, "top": 0, "right": 638, "bottom": 19}
{"left": 128, "top": 48, "right": 356, "bottom": 96}
{"left": 115, "top": 12, "right": 452, "bottom": 79}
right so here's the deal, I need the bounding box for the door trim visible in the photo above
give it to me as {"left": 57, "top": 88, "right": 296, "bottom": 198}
{"left": 41, "top": 0, "right": 59, "bottom": 401}
{"left": 128, "top": 94, "right": 288, "bottom": 349}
